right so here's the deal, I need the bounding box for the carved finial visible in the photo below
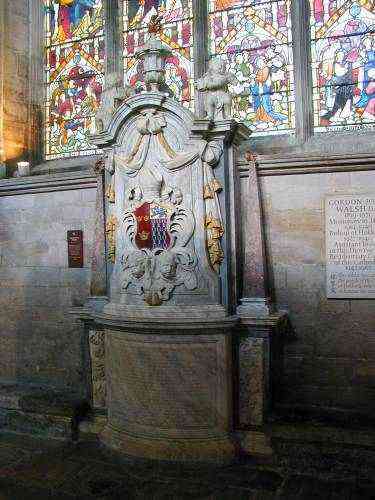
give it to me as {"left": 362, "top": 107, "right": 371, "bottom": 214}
{"left": 135, "top": 19, "right": 172, "bottom": 92}
{"left": 94, "top": 157, "right": 106, "bottom": 176}
{"left": 148, "top": 14, "right": 163, "bottom": 34}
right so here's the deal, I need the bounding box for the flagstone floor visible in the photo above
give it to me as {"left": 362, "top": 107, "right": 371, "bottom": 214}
{"left": 0, "top": 432, "right": 374, "bottom": 499}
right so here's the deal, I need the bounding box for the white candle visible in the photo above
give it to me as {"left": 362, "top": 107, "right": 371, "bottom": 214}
{"left": 17, "top": 161, "right": 30, "bottom": 177}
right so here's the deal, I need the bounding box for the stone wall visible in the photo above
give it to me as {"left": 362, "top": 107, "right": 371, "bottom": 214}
{"left": 0, "top": 184, "right": 96, "bottom": 395}
{"left": 0, "top": 166, "right": 373, "bottom": 419}
{"left": 2, "top": 0, "right": 31, "bottom": 167}
{"left": 259, "top": 169, "right": 375, "bottom": 418}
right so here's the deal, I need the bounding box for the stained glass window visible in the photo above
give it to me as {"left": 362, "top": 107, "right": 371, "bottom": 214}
{"left": 44, "top": 0, "right": 104, "bottom": 159}
{"left": 122, "top": 0, "right": 195, "bottom": 110}
{"left": 310, "top": 0, "right": 375, "bottom": 132}
{"left": 208, "top": 0, "right": 295, "bottom": 136}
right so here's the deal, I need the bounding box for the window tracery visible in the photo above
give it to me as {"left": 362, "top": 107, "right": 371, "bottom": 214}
{"left": 44, "top": 0, "right": 104, "bottom": 159}
{"left": 42, "top": 0, "right": 375, "bottom": 160}
{"left": 310, "top": 0, "right": 375, "bottom": 132}
{"left": 208, "top": 0, "right": 295, "bottom": 135}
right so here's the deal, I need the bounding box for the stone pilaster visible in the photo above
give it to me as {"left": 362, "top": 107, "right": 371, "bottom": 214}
{"left": 105, "top": 0, "right": 121, "bottom": 77}
{"left": 235, "top": 152, "right": 288, "bottom": 448}
{"left": 237, "top": 152, "right": 273, "bottom": 317}
{"left": 193, "top": 0, "right": 209, "bottom": 118}
{"left": 89, "top": 159, "right": 108, "bottom": 301}
{"left": 191, "top": 119, "right": 251, "bottom": 313}
{"left": 28, "top": 0, "right": 44, "bottom": 166}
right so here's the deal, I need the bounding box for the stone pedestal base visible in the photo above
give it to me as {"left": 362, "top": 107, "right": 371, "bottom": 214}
{"left": 101, "top": 425, "right": 235, "bottom": 463}
{"left": 91, "top": 313, "right": 237, "bottom": 464}
{"left": 236, "top": 312, "right": 288, "bottom": 428}
{"left": 240, "top": 428, "right": 274, "bottom": 457}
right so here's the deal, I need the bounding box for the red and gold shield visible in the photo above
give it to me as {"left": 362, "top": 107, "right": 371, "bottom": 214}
{"left": 134, "top": 202, "right": 171, "bottom": 250}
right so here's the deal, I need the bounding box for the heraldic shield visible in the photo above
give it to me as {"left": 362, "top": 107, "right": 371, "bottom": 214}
{"left": 134, "top": 202, "right": 172, "bottom": 251}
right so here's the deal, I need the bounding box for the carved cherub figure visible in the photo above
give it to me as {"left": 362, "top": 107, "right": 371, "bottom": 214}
{"left": 196, "top": 59, "right": 236, "bottom": 121}
{"left": 95, "top": 73, "right": 135, "bottom": 133}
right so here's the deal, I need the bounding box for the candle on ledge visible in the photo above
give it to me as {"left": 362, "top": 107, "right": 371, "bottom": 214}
{"left": 17, "top": 161, "right": 30, "bottom": 177}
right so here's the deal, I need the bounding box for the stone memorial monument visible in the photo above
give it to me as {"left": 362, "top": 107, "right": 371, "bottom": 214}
{"left": 75, "top": 20, "right": 286, "bottom": 463}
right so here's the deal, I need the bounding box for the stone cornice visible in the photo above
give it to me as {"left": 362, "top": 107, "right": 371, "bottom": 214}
{"left": 71, "top": 306, "right": 239, "bottom": 332}
{"left": 0, "top": 171, "right": 97, "bottom": 196}
{"left": 238, "top": 153, "right": 375, "bottom": 177}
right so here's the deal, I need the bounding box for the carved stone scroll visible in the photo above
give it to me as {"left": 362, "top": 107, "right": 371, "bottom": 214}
{"left": 89, "top": 330, "right": 106, "bottom": 409}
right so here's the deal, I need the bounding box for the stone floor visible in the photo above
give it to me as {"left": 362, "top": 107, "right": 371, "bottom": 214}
{"left": 0, "top": 432, "right": 374, "bottom": 499}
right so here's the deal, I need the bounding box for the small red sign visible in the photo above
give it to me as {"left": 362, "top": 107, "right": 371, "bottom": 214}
{"left": 67, "top": 230, "right": 83, "bottom": 268}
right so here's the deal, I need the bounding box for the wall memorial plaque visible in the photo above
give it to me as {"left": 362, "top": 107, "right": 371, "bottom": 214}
{"left": 67, "top": 230, "right": 83, "bottom": 268}
{"left": 326, "top": 195, "right": 375, "bottom": 298}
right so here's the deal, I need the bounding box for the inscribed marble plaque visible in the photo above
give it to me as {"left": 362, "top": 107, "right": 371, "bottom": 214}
{"left": 326, "top": 195, "right": 375, "bottom": 298}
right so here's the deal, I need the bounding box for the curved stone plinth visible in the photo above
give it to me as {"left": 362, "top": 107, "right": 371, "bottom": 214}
{"left": 96, "top": 315, "right": 237, "bottom": 464}
{"left": 101, "top": 425, "right": 235, "bottom": 464}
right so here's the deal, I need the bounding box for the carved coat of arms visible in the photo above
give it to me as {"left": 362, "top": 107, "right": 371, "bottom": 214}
{"left": 114, "top": 110, "right": 198, "bottom": 306}
{"left": 134, "top": 201, "right": 171, "bottom": 251}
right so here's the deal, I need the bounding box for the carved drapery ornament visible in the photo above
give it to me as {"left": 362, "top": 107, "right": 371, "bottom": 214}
{"left": 161, "top": 137, "right": 225, "bottom": 273}
{"left": 106, "top": 183, "right": 115, "bottom": 203}
{"left": 115, "top": 110, "right": 198, "bottom": 306}
{"left": 202, "top": 141, "right": 224, "bottom": 271}
{"left": 106, "top": 214, "right": 118, "bottom": 264}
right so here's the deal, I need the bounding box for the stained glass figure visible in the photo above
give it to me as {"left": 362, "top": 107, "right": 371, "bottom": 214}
{"left": 208, "top": 0, "right": 295, "bottom": 135}
{"left": 310, "top": 0, "right": 375, "bottom": 132}
{"left": 123, "top": 0, "right": 194, "bottom": 109}
{"left": 44, "top": 0, "right": 104, "bottom": 159}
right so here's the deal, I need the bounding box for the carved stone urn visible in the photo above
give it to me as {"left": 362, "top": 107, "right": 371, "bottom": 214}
{"left": 135, "top": 34, "right": 172, "bottom": 92}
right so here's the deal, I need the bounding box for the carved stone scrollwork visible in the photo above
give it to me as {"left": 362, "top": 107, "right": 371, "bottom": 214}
{"left": 89, "top": 330, "right": 106, "bottom": 409}
{"left": 121, "top": 170, "right": 197, "bottom": 306}
{"left": 115, "top": 110, "right": 198, "bottom": 306}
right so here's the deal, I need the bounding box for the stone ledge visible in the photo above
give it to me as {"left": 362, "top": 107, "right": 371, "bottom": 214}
{"left": 238, "top": 152, "right": 375, "bottom": 177}
{"left": 0, "top": 384, "right": 90, "bottom": 440}
{"left": 0, "top": 409, "right": 72, "bottom": 440}
{"left": 72, "top": 305, "right": 239, "bottom": 332}
{"left": 239, "top": 418, "right": 375, "bottom": 460}
{"left": 0, "top": 170, "right": 97, "bottom": 196}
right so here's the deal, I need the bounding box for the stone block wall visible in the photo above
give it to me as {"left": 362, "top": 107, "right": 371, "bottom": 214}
{"left": 0, "top": 186, "right": 96, "bottom": 395}
{"left": 259, "top": 170, "right": 375, "bottom": 418}
{"left": 1, "top": 0, "right": 32, "bottom": 167}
